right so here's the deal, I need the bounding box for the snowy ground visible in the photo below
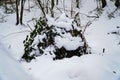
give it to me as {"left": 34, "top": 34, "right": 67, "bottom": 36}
{"left": 0, "top": 42, "right": 34, "bottom": 80}
{"left": 0, "top": 0, "right": 120, "bottom": 80}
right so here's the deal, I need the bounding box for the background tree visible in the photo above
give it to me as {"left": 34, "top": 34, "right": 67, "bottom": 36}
{"left": 56, "top": 0, "right": 58, "bottom": 5}
{"left": 20, "top": 0, "right": 25, "bottom": 24}
{"left": 76, "top": 0, "right": 80, "bottom": 8}
{"left": 50, "top": 0, "right": 54, "bottom": 17}
{"left": 115, "top": 0, "right": 120, "bottom": 8}
{"left": 36, "top": 0, "right": 46, "bottom": 17}
{"left": 16, "top": 0, "right": 25, "bottom": 25}
{"left": 101, "top": 0, "right": 107, "bottom": 8}
{"left": 16, "top": 0, "right": 19, "bottom": 25}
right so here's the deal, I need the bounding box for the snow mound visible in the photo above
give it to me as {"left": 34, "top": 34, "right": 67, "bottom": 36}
{"left": 55, "top": 36, "right": 83, "bottom": 50}
{"left": 0, "top": 42, "right": 33, "bottom": 80}
{"left": 22, "top": 54, "right": 120, "bottom": 80}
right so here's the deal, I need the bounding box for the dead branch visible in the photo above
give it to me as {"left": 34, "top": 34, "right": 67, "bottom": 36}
{"left": 82, "top": 17, "right": 98, "bottom": 34}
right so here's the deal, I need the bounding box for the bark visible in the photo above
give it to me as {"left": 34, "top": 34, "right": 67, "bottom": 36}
{"left": 76, "top": 0, "right": 80, "bottom": 8}
{"left": 16, "top": 0, "right": 19, "bottom": 25}
{"left": 20, "top": 0, "right": 25, "bottom": 25}
{"left": 74, "top": 12, "right": 81, "bottom": 27}
{"left": 101, "top": 0, "right": 107, "bottom": 8}
{"left": 51, "top": 0, "right": 54, "bottom": 17}
{"left": 56, "top": 0, "right": 58, "bottom": 5}
{"left": 37, "top": 0, "right": 46, "bottom": 17}
{"left": 71, "top": 0, "right": 73, "bottom": 17}
{"left": 115, "top": 0, "right": 120, "bottom": 8}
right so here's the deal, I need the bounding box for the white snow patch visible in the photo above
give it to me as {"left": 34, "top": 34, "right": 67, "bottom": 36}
{"left": 55, "top": 36, "right": 83, "bottom": 50}
{"left": 0, "top": 42, "right": 34, "bottom": 80}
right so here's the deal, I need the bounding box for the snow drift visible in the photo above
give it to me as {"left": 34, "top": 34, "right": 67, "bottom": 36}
{"left": 0, "top": 42, "right": 33, "bottom": 80}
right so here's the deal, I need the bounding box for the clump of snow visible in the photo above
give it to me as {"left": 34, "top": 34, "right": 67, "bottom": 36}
{"left": 55, "top": 13, "right": 70, "bottom": 22}
{"left": 54, "top": 21, "right": 73, "bottom": 31}
{"left": 55, "top": 36, "right": 83, "bottom": 50}
{"left": 47, "top": 13, "right": 74, "bottom": 31}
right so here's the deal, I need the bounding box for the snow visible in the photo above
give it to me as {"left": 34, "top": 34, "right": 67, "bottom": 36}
{"left": 55, "top": 13, "right": 70, "bottom": 22}
{"left": 0, "top": 0, "right": 120, "bottom": 80}
{"left": 0, "top": 42, "right": 33, "bottom": 80}
{"left": 47, "top": 13, "right": 74, "bottom": 31}
{"left": 22, "top": 53, "right": 120, "bottom": 80}
{"left": 54, "top": 21, "right": 73, "bottom": 31}
{"left": 85, "top": 12, "right": 120, "bottom": 54}
{"left": 55, "top": 36, "right": 83, "bottom": 50}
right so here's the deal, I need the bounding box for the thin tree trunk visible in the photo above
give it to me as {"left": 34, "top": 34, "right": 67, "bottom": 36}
{"left": 37, "top": 0, "right": 46, "bottom": 17}
{"left": 115, "top": 0, "right": 120, "bottom": 8}
{"left": 20, "top": 0, "right": 25, "bottom": 25}
{"left": 28, "top": 0, "right": 30, "bottom": 12}
{"left": 16, "top": 0, "right": 19, "bottom": 25}
{"left": 46, "top": 0, "right": 49, "bottom": 14}
{"left": 101, "top": 0, "right": 107, "bottom": 8}
{"left": 4, "top": 0, "right": 8, "bottom": 13}
{"left": 56, "top": 0, "right": 58, "bottom": 5}
{"left": 51, "top": 0, "right": 54, "bottom": 17}
{"left": 74, "top": 12, "right": 81, "bottom": 27}
{"left": 76, "top": 0, "right": 80, "bottom": 8}
{"left": 71, "top": 0, "right": 73, "bottom": 17}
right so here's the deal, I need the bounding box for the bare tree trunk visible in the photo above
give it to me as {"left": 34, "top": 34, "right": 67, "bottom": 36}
{"left": 28, "top": 0, "right": 30, "bottom": 12}
{"left": 51, "top": 0, "right": 54, "bottom": 17}
{"left": 20, "top": 0, "right": 25, "bottom": 25}
{"left": 37, "top": 0, "right": 46, "bottom": 17}
{"left": 101, "top": 0, "right": 107, "bottom": 8}
{"left": 71, "top": 0, "right": 73, "bottom": 17}
{"left": 115, "top": 0, "right": 120, "bottom": 8}
{"left": 16, "top": 0, "right": 19, "bottom": 25}
{"left": 76, "top": 0, "right": 80, "bottom": 8}
{"left": 74, "top": 12, "right": 81, "bottom": 27}
{"left": 46, "top": 0, "right": 49, "bottom": 14}
{"left": 10, "top": 0, "right": 12, "bottom": 5}
{"left": 56, "top": 0, "right": 58, "bottom": 5}
{"left": 4, "top": 0, "right": 8, "bottom": 13}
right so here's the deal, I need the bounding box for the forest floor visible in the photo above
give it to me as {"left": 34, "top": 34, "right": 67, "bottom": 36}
{"left": 0, "top": 0, "right": 120, "bottom": 80}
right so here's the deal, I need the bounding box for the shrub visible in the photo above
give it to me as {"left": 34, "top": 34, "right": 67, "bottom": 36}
{"left": 22, "top": 14, "right": 90, "bottom": 62}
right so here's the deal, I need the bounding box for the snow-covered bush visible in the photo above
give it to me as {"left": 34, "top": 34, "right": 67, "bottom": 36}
{"left": 22, "top": 13, "right": 90, "bottom": 62}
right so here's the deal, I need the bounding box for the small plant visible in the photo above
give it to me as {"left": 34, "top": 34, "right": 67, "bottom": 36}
{"left": 22, "top": 14, "right": 90, "bottom": 62}
{"left": 22, "top": 17, "right": 50, "bottom": 62}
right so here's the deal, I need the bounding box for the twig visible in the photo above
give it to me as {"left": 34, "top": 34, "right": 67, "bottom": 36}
{"left": 27, "top": 24, "right": 33, "bottom": 31}
{"left": 108, "top": 8, "right": 118, "bottom": 19}
{"left": 27, "top": 18, "right": 37, "bottom": 23}
{"left": 52, "top": 7, "right": 99, "bottom": 18}
{"left": 82, "top": 17, "right": 97, "bottom": 34}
